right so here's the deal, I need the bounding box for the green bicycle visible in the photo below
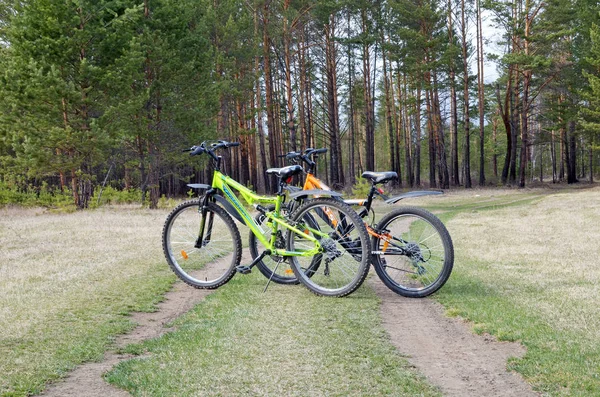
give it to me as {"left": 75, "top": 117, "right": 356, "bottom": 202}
{"left": 162, "top": 140, "right": 372, "bottom": 297}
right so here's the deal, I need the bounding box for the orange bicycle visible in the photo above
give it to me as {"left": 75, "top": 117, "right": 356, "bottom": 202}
{"left": 249, "top": 148, "right": 454, "bottom": 298}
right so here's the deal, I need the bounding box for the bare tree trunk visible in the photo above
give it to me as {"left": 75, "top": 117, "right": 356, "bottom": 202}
{"left": 447, "top": 0, "right": 460, "bottom": 186}
{"left": 518, "top": 5, "right": 533, "bottom": 188}
{"left": 425, "top": 82, "right": 436, "bottom": 188}
{"left": 382, "top": 36, "right": 397, "bottom": 184}
{"left": 253, "top": 12, "right": 269, "bottom": 193}
{"left": 415, "top": 85, "right": 422, "bottom": 187}
{"left": 550, "top": 129, "right": 557, "bottom": 182}
{"left": 461, "top": 0, "right": 472, "bottom": 188}
{"left": 493, "top": 113, "right": 499, "bottom": 178}
{"left": 362, "top": 10, "right": 375, "bottom": 172}
{"left": 236, "top": 96, "right": 250, "bottom": 186}
{"left": 509, "top": 67, "right": 519, "bottom": 185}
{"left": 477, "top": 0, "right": 485, "bottom": 186}
{"left": 283, "top": 0, "right": 296, "bottom": 152}
{"left": 560, "top": 127, "right": 565, "bottom": 181}
{"left": 567, "top": 120, "right": 577, "bottom": 183}
{"left": 263, "top": 8, "right": 278, "bottom": 169}
{"left": 399, "top": 70, "right": 413, "bottom": 187}
{"left": 347, "top": 13, "right": 356, "bottom": 186}
{"left": 433, "top": 72, "right": 449, "bottom": 189}
{"left": 498, "top": 80, "right": 512, "bottom": 185}
{"left": 589, "top": 137, "right": 594, "bottom": 184}
{"left": 389, "top": 58, "right": 402, "bottom": 186}
{"left": 518, "top": 73, "right": 530, "bottom": 188}
{"left": 298, "top": 29, "right": 307, "bottom": 152}
{"left": 325, "top": 17, "right": 344, "bottom": 187}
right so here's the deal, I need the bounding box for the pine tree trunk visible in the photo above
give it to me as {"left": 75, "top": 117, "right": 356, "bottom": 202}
{"left": 325, "top": 19, "right": 343, "bottom": 187}
{"left": 567, "top": 120, "right": 577, "bottom": 183}
{"left": 362, "top": 10, "right": 375, "bottom": 172}
{"left": 400, "top": 71, "right": 413, "bottom": 187}
{"left": 447, "top": 0, "right": 460, "bottom": 186}
{"left": 283, "top": 0, "right": 296, "bottom": 152}
{"left": 519, "top": 72, "right": 530, "bottom": 188}
{"left": 461, "top": 0, "right": 472, "bottom": 188}
{"left": 425, "top": 83, "right": 436, "bottom": 188}
{"left": 433, "top": 72, "right": 449, "bottom": 189}
{"left": 493, "top": 113, "right": 498, "bottom": 178}
{"left": 382, "top": 39, "right": 397, "bottom": 184}
{"left": 415, "top": 86, "right": 422, "bottom": 187}
{"left": 550, "top": 129, "right": 557, "bottom": 183}
{"left": 263, "top": 9, "right": 278, "bottom": 171}
{"left": 477, "top": 0, "right": 485, "bottom": 186}
{"left": 347, "top": 14, "right": 356, "bottom": 186}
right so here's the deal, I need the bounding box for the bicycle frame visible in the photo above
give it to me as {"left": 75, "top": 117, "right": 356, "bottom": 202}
{"left": 297, "top": 171, "right": 392, "bottom": 239}
{"left": 205, "top": 170, "right": 325, "bottom": 258}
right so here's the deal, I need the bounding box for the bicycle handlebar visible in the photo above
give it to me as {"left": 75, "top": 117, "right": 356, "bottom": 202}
{"left": 184, "top": 140, "right": 239, "bottom": 160}
{"left": 278, "top": 148, "right": 327, "bottom": 171}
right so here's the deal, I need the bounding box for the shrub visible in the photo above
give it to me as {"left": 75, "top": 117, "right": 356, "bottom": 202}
{"left": 157, "top": 194, "right": 177, "bottom": 209}
{"left": 351, "top": 178, "right": 371, "bottom": 198}
{"left": 0, "top": 182, "right": 73, "bottom": 208}
{"left": 91, "top": 186, "right": 142, "bottom": 206}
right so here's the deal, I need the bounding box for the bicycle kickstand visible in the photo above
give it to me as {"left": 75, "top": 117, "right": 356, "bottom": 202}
{"left": 263, "top": 258, "right": 285, "bottom": 293}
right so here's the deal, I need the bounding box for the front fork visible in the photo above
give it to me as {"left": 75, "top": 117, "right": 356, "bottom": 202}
{"left": 195, "top": 189, "right": 216, "bottom": 249}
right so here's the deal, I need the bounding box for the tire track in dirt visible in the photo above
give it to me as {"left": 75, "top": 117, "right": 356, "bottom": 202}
{"left": 41, "top": 246, "right": 253, "bottom": 396}
{"left": 374, "top": 280, "right": 538, "bottom": 396}
{"left": 41, "top": 257, "right": 539, "bottom": 396}
{"left": 40, "top": 277, "right": 215, "bottom": 396}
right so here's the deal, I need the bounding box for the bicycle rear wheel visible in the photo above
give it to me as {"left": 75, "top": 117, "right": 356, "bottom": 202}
{"left": 371, "top": 206, "right": 453, "bottom": 298}
{"left": 286, "top": 198, "right": 371, "bottom": 297}
{"left": 163, "top": 200, "right": 241, "bottom": 288}
{"left": 250, "top": 204, "right": 299, "bottom": 285}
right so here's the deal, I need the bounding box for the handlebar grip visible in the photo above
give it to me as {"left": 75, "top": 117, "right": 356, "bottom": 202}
{"left": 190, "top": 146, "right": 205, "bottom": 156}
{"left": 228, "top": 142, "right": 240, "bottom": 147}
{"left": 314, "top": 148, "right": 328, "bottom": 154}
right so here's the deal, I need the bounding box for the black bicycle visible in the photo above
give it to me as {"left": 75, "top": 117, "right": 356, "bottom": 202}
{"left": 250, "top": 148, "right": 454, "bottom": 298}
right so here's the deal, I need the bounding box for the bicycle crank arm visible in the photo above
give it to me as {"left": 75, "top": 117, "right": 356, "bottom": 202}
{"left": 236, "top": 250, "right": 271, "bottom": 274}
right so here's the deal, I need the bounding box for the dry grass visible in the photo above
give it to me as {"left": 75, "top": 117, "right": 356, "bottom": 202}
{"left": 431, "top": 186, "right": 600, "bottom": 395}
{"left": 448, "top": 188, "right": 600, "bottom": 336}
{"left": 0, "top": 205, "right": 173, "bottom": 395}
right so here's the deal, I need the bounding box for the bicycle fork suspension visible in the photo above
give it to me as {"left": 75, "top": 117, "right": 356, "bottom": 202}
{"left": 195, "top": 204, "right": 215, "bottom": 248}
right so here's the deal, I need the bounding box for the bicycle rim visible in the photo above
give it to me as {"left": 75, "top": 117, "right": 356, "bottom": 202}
{"left": 163, "top": 201, "right": 240, "bottom": 288}
{"left": 372, "top": 207, "right": 453, "bottom": 297}
{"left": 287, "top": 198, "right": 371, "bottom": 297}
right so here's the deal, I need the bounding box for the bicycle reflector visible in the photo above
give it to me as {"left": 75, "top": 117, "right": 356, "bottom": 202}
{"left": 181, "top": 250, "right": 189, "bottom": 260}
{"left": 378, "top": 187, "right": 385, "bottom": 194}
{"left": 286, "top": 176, "right": 293, "bottom": 183}
{"left": 285, "top": 269, "right": 294, "bottom": 275}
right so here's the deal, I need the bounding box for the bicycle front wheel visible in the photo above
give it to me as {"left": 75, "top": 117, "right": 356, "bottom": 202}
{"left": 371, "top": 206, "right": 453, "bottom": 298}
{"left": 162, "top": 200, "right": 241, "bottom": 289}
{"left": 286, "top": 198, "right": 371, "bottom": 297}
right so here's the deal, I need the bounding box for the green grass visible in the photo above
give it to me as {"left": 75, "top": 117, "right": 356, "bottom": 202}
{"left": 106, "top": 273, "right": 440, "bottom": 396}
{"left": 0, "top": 206, "right": 175, "bottom": 396}
{"left": 4, "top": 188, "right": 600, "bottom": 396}
{"left": 428, "top": 187, "right": 600, "bottom": 396}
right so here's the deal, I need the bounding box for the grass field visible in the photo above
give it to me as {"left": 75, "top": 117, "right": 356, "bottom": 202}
{"left": 434, "top": 187, "right": 600, "bottom": 396}
{"left": 1, "top": 186, "right": 600, "bottom": 396}
{"left": 0, "top": 206, "right": 175, "bottom": 396}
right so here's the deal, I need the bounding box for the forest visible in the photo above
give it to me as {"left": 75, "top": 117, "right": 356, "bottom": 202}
{"left": 1, "top": 0, "right": 600, "bottom": 209}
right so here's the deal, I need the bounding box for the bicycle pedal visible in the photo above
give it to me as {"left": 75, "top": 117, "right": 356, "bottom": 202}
{"left": 235, "top": 265, "right": 252, "bottom": 275}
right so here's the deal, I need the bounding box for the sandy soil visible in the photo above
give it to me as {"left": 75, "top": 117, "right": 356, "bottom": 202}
{"left": 374, "top": 280, "right": 538, "bottom": 396}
